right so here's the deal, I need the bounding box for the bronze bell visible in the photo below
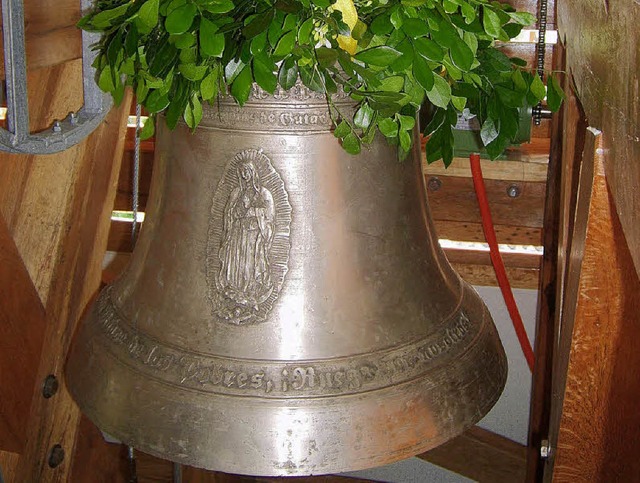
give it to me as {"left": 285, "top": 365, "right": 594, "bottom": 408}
{"left": 66, "top": 84, "right": 507, "bottom": 476}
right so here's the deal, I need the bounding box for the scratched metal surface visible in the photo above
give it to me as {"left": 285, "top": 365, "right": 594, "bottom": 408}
{"left": 66, "top": 85, "right": 507, "bottom": 476}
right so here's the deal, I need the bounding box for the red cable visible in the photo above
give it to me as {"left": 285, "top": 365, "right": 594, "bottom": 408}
{"left": 469, "top": 153, "right": 535, "bottom": 372}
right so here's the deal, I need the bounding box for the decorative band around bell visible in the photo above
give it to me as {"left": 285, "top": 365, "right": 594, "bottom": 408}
{"left": 199, "top": 83, "right": 353, "bottom": 132}
{"left": 91, "top": 285, "right": 485, "bottom": 400}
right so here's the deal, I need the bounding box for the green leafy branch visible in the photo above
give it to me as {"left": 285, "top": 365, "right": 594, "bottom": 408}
{"left": 79, "top": 0, "right": 564, "bottom": 164}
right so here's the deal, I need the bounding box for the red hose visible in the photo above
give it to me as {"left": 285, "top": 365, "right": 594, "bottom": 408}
{"left": 469, "top": 153, "right": 535, "bottom": 372}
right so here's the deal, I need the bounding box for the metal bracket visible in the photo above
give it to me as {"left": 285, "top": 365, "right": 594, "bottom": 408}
{"left": 0, "top": 0, "right": 111, "bottom": 154}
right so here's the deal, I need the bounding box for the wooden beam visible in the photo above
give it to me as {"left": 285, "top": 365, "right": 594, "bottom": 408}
{"left": 0, "top": 58, "right": 131, "bottom": 482}
{"left": 452, "top": 263, "right": 540, "bottom": 289}
{"left": 0, "top": 215, "right": 46, "bottom": 453}
{"left": 547, "top": 125, "right": 640, "bottom": 480}
{"left": 426, "top": 176, "right": 546, "bottom": 229}
{"left": 417, "top": 425, "right": 527, "bottom": 482}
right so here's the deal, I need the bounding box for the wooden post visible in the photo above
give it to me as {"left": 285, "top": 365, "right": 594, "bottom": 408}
{"left": 0, "top": 58, "right": 131, "bottom": 481}
{"left": 545, "top": 131, "right": 640, "bottom": 480}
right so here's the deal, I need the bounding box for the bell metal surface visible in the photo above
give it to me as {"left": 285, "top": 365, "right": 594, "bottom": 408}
{"left": 66, "top": 85, "right": 507, "bottom": 476}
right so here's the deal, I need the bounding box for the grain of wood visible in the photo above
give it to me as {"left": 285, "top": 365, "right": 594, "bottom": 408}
{"left": 452, "top": 263, "right": 540, "bottom": 289}
{"left": 417, "top": 425, "right": 527, "bottom": 482}
{"left": 0, "top": 57, "right": 131, "bottom": 480}
{"left": 0, "top": 215, "right": 46, "bottom": 453}
{"left": 427, "top": 176, "right": 546, "bottom": 229}
{"left": 549, "top": 132, "right": 640, "bottom": 481}
{"left": 423, "top": 153, "right": 549, "bottom": 182}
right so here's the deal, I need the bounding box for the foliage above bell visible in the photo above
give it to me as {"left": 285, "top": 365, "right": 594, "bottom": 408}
{"left": 79, "top": 0, "right": 563, "bottom": 164}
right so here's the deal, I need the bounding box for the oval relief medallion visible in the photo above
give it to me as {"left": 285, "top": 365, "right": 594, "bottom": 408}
{"left": 206, "top": 149, "right": 292, "bottom": 325}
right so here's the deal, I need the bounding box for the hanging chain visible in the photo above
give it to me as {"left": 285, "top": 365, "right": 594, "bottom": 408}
{"left": 127, "top": 446, "right": 138, "bottom": 483}
{"left": 533, "top": 0, "right": 549, "bottom": 125}
{"left": 131, "top": 103, "right": 142, "bottom": 245}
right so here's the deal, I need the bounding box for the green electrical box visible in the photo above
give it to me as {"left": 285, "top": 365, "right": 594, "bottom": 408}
{"left": 451, "top": 107, "right": 533, "bottom": 159}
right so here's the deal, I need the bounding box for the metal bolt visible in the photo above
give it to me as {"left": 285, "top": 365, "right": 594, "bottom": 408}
{"left": 427, "top": 176, "right": 442, "bottom": 192}
{"left": 69, "top": 112, "right": 78, "bottom": 125}
{"left": 48, "top": 444, "right": 65, "bottom": 468}
{"left": 540, "top": 439, "right": 551, "bottom": 459}
{"left": 506, "top": 184, "right": 521, "bottom": 198}
{"left": 52, "top": 121, "right": 62, "bottom": 133}
{"left": 42, "top": 374, "right": 59, "bottom": 399}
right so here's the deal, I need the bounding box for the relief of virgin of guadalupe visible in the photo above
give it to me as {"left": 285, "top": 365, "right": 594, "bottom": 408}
{"left": 217, "top": 161, "right": 276, "bottom": 310}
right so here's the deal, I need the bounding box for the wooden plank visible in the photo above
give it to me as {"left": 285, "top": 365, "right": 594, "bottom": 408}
{"left": 0, "top": 26, "right": 81, "bottom": 79}
{"left": 417, "top": 425, "right": 527, "bottom": 482}
{"left": 69, "top": 416, "right": 128, "bottom": 483}
{"left": 558, "top": 0, "right": 640, "bottom": 278}
{"left": 0, "top": 215, "right": 46, "bottom": 453}
{"left": 548, "top": 130, "right": 640, "bottom": 480}
{"left": 452, "top": 263, "right": 539, "bottom": 289}
{"left": 434, "top": 220, "right": 542, "bottom": 246}
{"left": 444, "top": 247, "right": 541, "bottom": 269}
{"left": 527, "top": 52, "right": 588, "bottom": 483}
{"left": 424, "top": 154, "right": 549, "bottom": 182}
{"left": 426, "top": 176, "right": 546, "bottom": 228}
{"left": 0, "top": 452, "right": 19, "bottom": 482}
{"left": 0, "top": 55, "right": 132, "bottom": 480}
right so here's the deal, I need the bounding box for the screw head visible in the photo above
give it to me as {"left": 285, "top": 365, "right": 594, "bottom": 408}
{"left": 42, "top": 374, "right": 59, "bottom": 399}
{"left": 52, "top": 121, "right": 62, "bottom": 133}
{"left": 507, "top": 184, "right": 521, "bottom": 198}
{"left": 48, "top": 444, "right": 65, "bottom": 468}
{"left": 427, "top": 176, "right": 442, "bottom": 192}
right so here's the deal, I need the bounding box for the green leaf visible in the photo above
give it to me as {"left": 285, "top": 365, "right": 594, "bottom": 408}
{"left": 172, "top": 32, "right": 196, "bottom": 49}
{"left": 399, "top": 129, "right": 411, "bottom": 152}
{"left": 139, "top": 115, "right": 155, "bottom": 140}
{"left": 370, "top": 13, "right": 394, "bottom": 35}
{"left": 413, "top": 37, "right": 445, "bottom": 62}
{"left": 530, "top": 73, "right": 546, "bottom": 101}
{"left": 201, "top": 66, "right": 220, "bottom": 100}
{"left": 508, "top": 11, "right": 535, "bottom": 25}
{"left": 298, "top": 17, "right": 314, "bottom": 44}
{"left": 398, "top": 114, "right": 415, "bottom": 131}
{"left": 179, "top": 63, "right": 208, "bottom": 81}
{"left": 412, "top": 55, "right": 434, "bottom": 92}
{"left": 402, "top": 18, "right": 430, "bottom": 38}
{"left": 145, "top": 90, "right": 171, "bottom": 113}
{"left": 426, "top": 75, "right": 451, "bottom": 108}
{"left": 316, "top": 47, "right": 338, "bottom": 68}
{"left": 482, "top": 6, "right": 503, "bottom": 38}
{"left": 184, "top": 94, "right": 203, "bottom": 129}
{"left": 231, "top": 65, "right": 253, "bottom": 105}
{"left": 273, "top": 30, "right": 297, "bottom": 57}
{"left": 480, "top": 116, "right": 499, "bottom": 145}
{"left": 334, "top": 120, "right": 351, "bottom": 138}
{"left": 98, "top": 65, "right": 116, "bottom": 92}
{"left": 378, "top": 117, "right": 398, "bottom": 137}
{"left": 243, "top": 9, "right": 275, "bottom": 38}
{"left": 546, "top": 74, "right": 564, "bottom": 112}
{"left": 451, "top": 95, "right": 467, "bottom": 111}
{"left": 461, "top": 2, "right": 476, "bottom": 23}
{"left": 138, "top": 0, "right": 159, "bottom": 29}
{"left": 354, "top": 46, "right": 403, "bottom": 67}
{"left": 342, "top": 132, "right": 361, "bottom": 155}
{"left": 495, "top": 85, "right": 524, "bottom": 108}
{"left": 354, "top": 103, "right": 374, "bottom": 129}
{"left": 379, "top": 75, "right": 405, "bottom": 92}
{"left": 200, "top": 19, "right": 225, "bottom": 57}
{"left": 201, "top": 0, "right": 235, "bottom": 13}
{"left": 278, "top": 57, "right": 298, "bottom": 90}
{"left": 253, "top": 53, "right": 277, "bottom": 93}
{"left": 299, "top": 65, "right": 324, "bottom": 92}
{"left": 449, "top": 38, "right": 474, "bottom": 71}
{"left": 90, "top": 4, "right": 130, "bottom": 29}
{"left": 165, "top": 3, "right": 197, "bottom": 34}
{"left": 430, "top": 17, "right": 459, "bottom": 49}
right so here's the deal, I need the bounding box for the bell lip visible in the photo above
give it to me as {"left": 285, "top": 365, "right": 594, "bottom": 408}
{"left": 65, "top": 294, "right": 507, "bottom": 477}
{"left": 68, "top": 357, "right": 507, "bottom": 477}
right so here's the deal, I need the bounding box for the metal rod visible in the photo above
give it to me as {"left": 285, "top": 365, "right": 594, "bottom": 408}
{"left": 131, "top": 104, "right": 142, "bottom": 245}
{"left": 534, "top": 0, "right": 549, "bottom": 125}
{"left": 172, "top": 463, "right": 183, "bottom": 483}
{"left": 2, "top": 0, "right": 30, "bottom": 144}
